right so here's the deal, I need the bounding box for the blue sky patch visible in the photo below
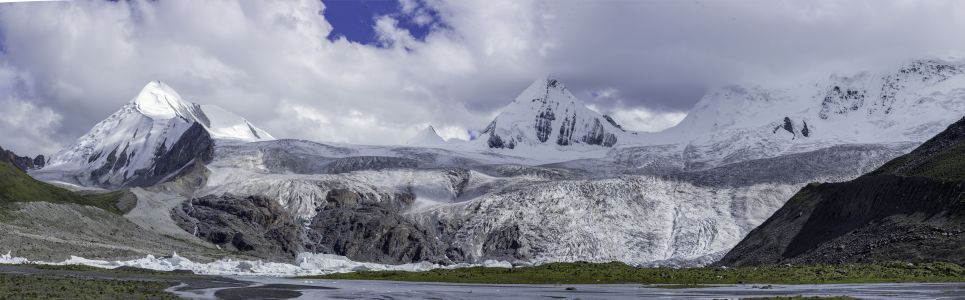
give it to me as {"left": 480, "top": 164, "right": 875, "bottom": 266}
{"left": 323, "top": 0, "right": 442, "bottom": 46}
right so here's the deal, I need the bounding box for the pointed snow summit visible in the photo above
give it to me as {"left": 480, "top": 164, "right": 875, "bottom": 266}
{"left": 39, "top": 81, "right": 273, "bottom": 188}
{"left": 478, "top": 77, "right": 624, "bottom": 149}
{"left": 406, "top": 125, "right": 447, "bottom": 146}
{"left": 132, "top": 81, "right": 274, "bottom": 141}
{"left": 133, "top": 81, "right": 205, "bottom": 120}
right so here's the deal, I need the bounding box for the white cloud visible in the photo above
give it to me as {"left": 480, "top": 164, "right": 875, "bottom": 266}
{"left": 0, "top": 97, "right": 63, "bottom": 156}
{"left": 609, "top": 108, "right": 687, "bottom": 133}
{"left": 1, "top": 0, "right": 965, "bottom": 153}
{"left": 434, "top": 125, "right": 470, "bottom": 141}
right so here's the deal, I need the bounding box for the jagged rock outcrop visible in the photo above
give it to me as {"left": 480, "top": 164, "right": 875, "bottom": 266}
{"left": 0, "top": 145, "right": 45, "bottom": 171}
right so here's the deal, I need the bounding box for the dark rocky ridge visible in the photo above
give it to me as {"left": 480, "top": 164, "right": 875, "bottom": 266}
{"left": 0, "top": 145, "right": 45, "bottom": 171}
{"left": 717, "top": 117, "right": 965, "bottom": 266}
{"left": 88, "top": 122, "right": 215, "bottom": 188}
{"left": 716, "top": 176, "right": 964, "bottom": 266}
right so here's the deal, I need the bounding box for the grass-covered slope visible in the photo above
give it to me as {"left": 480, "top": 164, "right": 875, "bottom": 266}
{"left": 717, "top": 118, "right": 965, "bottom": 267}
{"left": 0, "top": 161, "right": 123, "bottom": 214}
{"left": 0, "top": 160, "right": 238, "bottom": 262}
{"left": 870, "top": 116, "right": 965, "bottom": 180}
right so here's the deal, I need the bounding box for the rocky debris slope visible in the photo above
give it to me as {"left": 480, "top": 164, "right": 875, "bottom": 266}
{"left": 0, "top": 161, "right": 226, "bottom": 262}
{"left": 717, "top": 117, "right": 965, "bottom": 266}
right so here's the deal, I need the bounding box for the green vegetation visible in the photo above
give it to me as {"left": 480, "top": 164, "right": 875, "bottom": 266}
{"left": 301, "top": 261, "right": 965, "bottom": 284}
{"left": 0, "top": 273, "right": 178, "bottom": 300}
{"left": 646, "top": 283, "right": 715, "bottom": 289}
{"left": 0, "top": 264, "right": 205, "bottom": 299}
{"left": 28, "top": 264, "right": 188, "bottom": 276}
{"left": 0, "top": 162, "right": 123, "bottom": 214}
{"left": 744, "top": 297, "right": 855, "bottom": 300}
{"left": 883, "top": 142, "right": 965, "bottom": 180}
{"left": 870, "top": 129, "right": 965, "bottom": 181}
{"left": 29, "top": 264, "right": 105, "bottom": 272}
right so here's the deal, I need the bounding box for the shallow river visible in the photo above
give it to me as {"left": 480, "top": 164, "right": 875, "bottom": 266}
{"left": 171, "top": 276, "right": 965, "bottom": 300}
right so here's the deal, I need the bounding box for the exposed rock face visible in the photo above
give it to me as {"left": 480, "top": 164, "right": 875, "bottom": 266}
{"left": 307, "top": 189, "right": 452, "bottom": 264}
{"left": 820, "top": 60, "right": 963, "bottom": 120}
{"left": 174, "top": 189, "right": 453, "bottom": 264}
{"left": 0, "top": 145, "right": 45, "bottom": 171}
{"left": 126, "top": 122, "right": 215, "bottom": 187}
{"left": 173, "top": 195, "right": 302, "bottom": 261}
{"left": 820, "top": 85, "right": 866, "bottom": 119}
{"left": 771, "top": 117, "right": 810, "bottom": 139}
{"left": 717, "top": 117, "right": 965, "bottom": 266}
{"left": 602, "top": 115, "right": 625, "bottom": 131}
{"left": 480, "top": 224, "right": 529, "bottom": 261}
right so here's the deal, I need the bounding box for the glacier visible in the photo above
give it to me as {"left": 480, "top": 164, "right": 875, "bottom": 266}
{"left": 26, "top": 58, "right": 965, "bottom": 268}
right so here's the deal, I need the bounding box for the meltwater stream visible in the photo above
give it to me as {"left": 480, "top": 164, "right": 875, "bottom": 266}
{"left": 170, "top": 277, "right": 965, "bottom": 300}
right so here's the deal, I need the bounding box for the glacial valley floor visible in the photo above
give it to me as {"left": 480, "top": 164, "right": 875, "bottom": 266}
{"left": 2, "top": 262, "right": 964, "bottom": 299}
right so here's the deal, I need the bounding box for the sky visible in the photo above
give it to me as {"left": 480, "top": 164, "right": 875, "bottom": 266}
{"left": 2, "top": 0, "right": 965, "bottom": 156}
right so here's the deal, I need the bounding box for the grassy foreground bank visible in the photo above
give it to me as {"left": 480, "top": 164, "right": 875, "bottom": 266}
{"left": 300, "top": 261, "right": 965, "bottom": 284}
{"left": 0, "top": 265, "right": 186, "bottom": 300}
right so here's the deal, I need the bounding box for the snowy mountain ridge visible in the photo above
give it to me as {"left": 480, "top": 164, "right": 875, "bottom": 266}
{"left": 37, "top": 81, "right": 274, "bottom": 187}
{"left": 652, "top": 58, "right": 965, "bottom": 145}
{"left": 25, "top": 58, "right": 965, "bottom": 268}
{"left": 400, "top": 59, "right": 965, "bottom": 170}
{"left": 474, "top": 77, "right": 626, "bottom": 150}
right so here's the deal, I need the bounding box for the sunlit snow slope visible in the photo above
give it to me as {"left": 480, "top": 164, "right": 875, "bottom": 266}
{"left": 35, "top": 81, "right": 273, "bottom": 188}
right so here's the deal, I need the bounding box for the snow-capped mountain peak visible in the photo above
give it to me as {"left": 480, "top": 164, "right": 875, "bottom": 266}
{"left": 130, "top": 81, "right": 273, "bottom": 142}
{"left": 478, "top": 77, "right": 624, "bottom": 149}
{"left": 406, "top": 125, "right": 446, "bottom": 146}
{"left": 37, "top": 81, "right": 273, "bottom": 188}
{"left": 132, "top": 80, "right": 205, "bottom": 121}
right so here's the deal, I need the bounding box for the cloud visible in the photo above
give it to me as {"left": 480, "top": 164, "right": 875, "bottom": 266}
{"left": 0, "top": 95, "right": 63, "bottom": 156}
{"left": 1, "top": 0, "right": 965, "bottom": 154}
{"left": 609, "top": 108, "right": 687, "bottom": 133}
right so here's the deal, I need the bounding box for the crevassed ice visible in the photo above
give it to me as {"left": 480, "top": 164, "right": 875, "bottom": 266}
{"left": 0, "top": 251, "right": 512, "bottom": 277}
